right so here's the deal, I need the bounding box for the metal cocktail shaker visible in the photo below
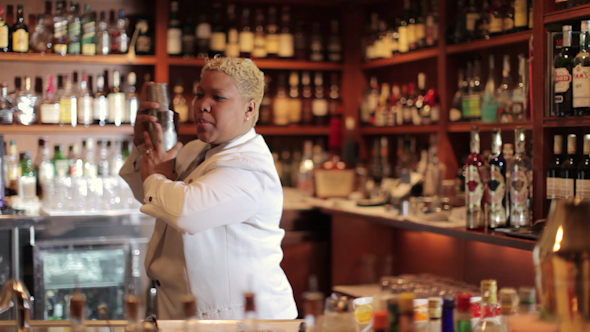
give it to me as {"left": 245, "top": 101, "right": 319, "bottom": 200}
{"left": 533, "top": 200, "right": 590, "bottom": 332}
{"left": 146, "top": 83, "right": 178, "bottom": 152}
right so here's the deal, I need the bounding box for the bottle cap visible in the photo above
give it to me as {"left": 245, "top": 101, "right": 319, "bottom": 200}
{"left": 428, "top": 297, "right": 443, "bottom": 319}
{"left": 182, "top": 294, "right": 197, "bottom": 318}
{"left": 398, "top": 292, "right": 416, "bottom": 313}
{"left": 457, "top": 294, "right": 472, "bottom": 312}
{"left": 481, "top": 280, "right": 498, "bottom": 304}
{"left": 563, "top": 25, "right": 572, "bottom": 32}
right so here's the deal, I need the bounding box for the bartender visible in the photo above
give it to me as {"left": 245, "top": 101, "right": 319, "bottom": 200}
{"left": 120, "top": 56, "right": 298, "bottom": 320}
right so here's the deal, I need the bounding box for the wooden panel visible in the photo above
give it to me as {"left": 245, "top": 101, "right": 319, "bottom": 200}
{"left": 154, "top": 0, "right": 169, "bottom": 83}
{"left": 544, "top": 3, "right": 590, "bottom": 24}
{"left": 169, "top": 57, "right": 344, "bottom": 71}
{"left": 544, "top": 116, "right": 590, "bottom": 127}
{"left": 359, "top": 125, "right": 439, "bottom": 135}
{"left": 446, "top": 31, "right": 533, "bottom": 55}
{"left": 447, "top": 121, "right": 534, "bottom": 133}
{"left": 0, "top": 124, "right": 134, "bottom": 134}
{"left": 178, "top": 124, "right": 331, "bottom": 136}
{"left": 360, "top": 48, "right": 439, "bottom": 70}
{"left": 0, "top": 54, "right": 157, "bottom": 65}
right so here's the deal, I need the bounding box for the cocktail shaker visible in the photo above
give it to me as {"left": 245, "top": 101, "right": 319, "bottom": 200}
{"left": 146, "top": 83, "right": 178, "bottom": 152}
{"left": 533, "top": 200, "right": 590, "bottom": 332}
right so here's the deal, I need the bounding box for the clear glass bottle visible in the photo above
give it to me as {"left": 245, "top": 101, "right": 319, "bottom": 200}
{"left": 15, "top": 76, "right": 38, "bottom": 125}
{"left": 473, "top": 280, "right": 501, "bottom": 332}
{"left": 96, "top": 11, "right": 110, "bottom": 55}
{"left": 497, "top": 55, "right": 513, "bottom": 122}
{"left": 35, "top": 138, "right": 54, "bottom": 192}
{"left": 52, "top": 1, "right": 67, "bottom": 55}
{"left": 297, "top": 140, "right": 315, "bottom": 196}
{"left": 127, "top": 72, "right": 139, "bottom": 126}
{"left": 108, "top": 70, "right": 126, "bottom": 126}
{"left": 68, "top": 144, "right": 83, "bottom": 178}
{"left": 40, "top": 75, "right": 60, "bottom": 124}
{"left": 182, "top": 294, "right": 199, "bottom": 332}
{"left": 465, "top": 127, "right": 488, "bottom": 229}
{"left": 511, "top": 54, "right": 527, "bottom": 120}
{"left": 110, "top": 140, "right": 124, "bottom": 176}
{"left": 6, "top": 140, "right": 20, "bottom": 192}
{"left": 30, "top": 14, "right": 52, "bottom": 53}
{"left": 113, "top": 9, "right": 128, "bottom": 54}
{"left": 93, "top": 74, "right": 109, "bottom": 125}
{"left": 10, "top": 4, "right": 28, "bottom": 53}
{"left": 510, "top": 127, "right": 530, "bottom": 227}
{"left": 173, "top": 82, "right": 188, "bottom": 123}
{"left": 488, "top": 129, "right": 507, "bottom": 228}
{"left": 67, "top": 1, "right": 81, "bottom": 54}
{"left": 18, "top": 151, "right": 36, "bottom": 202}
{"left": 97, "top": 139, "right": 110, "bottom": 177}
{"left": 59, "top": 74, "right": 78, "bottom": 127}
{"left": 80, "top": 4, "right": 95, "bottom": 55}
{"left": 77, "top": 74, "right": 94, "bottom": 126}
{"left": 82, "top": 138, "right": 97, "bottom": 178}
{"left": 482, "top": 53, "right": 498, "bottom": 123}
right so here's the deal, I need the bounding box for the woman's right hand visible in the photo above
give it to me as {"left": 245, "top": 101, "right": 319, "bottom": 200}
{"left": 133, "top": 81, "right": 159, "bottom": 147}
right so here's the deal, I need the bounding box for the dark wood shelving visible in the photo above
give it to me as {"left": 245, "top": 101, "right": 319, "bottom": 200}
{"left": 0, "top": 53, "right": 157, "bottom": 65}
{"left": 447, "top": 121, "right": 534, "bottom": 133}
{"left": 168, "top": 57, "right": 344, "bottom": 71}
{"left": 544, "top": 116, "right": 590, "bottom": 127}
{"left": 360, "top": 48, "right": 438, "bottom": 70}
{"left": 359, "top": 125, "right": 439, "bottom": 135}
{"left": 446, "top": 30, "right": 533, "bottom": 55}
{"left": 0, "top": 124, "right": 134, "bottom": 134}
{"left": 179, "top": 123, "right": 331, "bottom": 136}
{"left": 544, "top": 4, "right": 590, "bottom": 24}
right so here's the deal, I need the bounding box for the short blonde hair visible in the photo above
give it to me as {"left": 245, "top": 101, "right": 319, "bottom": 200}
{"left": 201, "top": 56, "right": 265, "bottom": 125}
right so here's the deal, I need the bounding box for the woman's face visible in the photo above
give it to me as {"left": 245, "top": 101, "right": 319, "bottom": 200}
{"left": 193, "top": 71, "right": 254, "bottom": 145}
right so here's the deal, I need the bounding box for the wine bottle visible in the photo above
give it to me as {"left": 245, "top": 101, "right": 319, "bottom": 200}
{"left": 488, "top": 129, "right": 507, "bottom": 228}
{"left": 547, "top": 135, "right": 563, "bottom": 200}
{"left": 554, "top": 25, "right": 574, "bottom": 117}
{"left": 561, "top": 134, "right": 577, "bottom": 200}
{"left": 465, "top": 127, "right": 488, "bottom": 229}
{"left": 573, "top": 20, "right": 590, "bottom": 116}
{"left": 576, "top": 134, "right": 590, "bottom": 201}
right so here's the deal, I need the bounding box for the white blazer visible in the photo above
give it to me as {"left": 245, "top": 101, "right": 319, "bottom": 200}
{"left": 120, "top": 128, "right": 298, "bottom": 320}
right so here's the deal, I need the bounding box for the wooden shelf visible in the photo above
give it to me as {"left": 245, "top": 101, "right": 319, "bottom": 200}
{"left": 544, "top": 116, "right": 590, "bottom": 127}
{"left": 446, "top": 30, "right": 533, "bottom": 55}
{"left": 545, "top": 4, "right": 590, "bottom": 24}
{"left": 0, "top": 53, "right": 157, "bottom": 65}
{"left": 0, "top": 124, "right": 134, "bottom": 134}
{"left": 447, "top": 121, "right": 534, "bottom": 133}
{"left": 359, "top": 125, "right": 439, "bottom": 135}
{"left": 179, "top": 123, "right": 331, "bottom": 136}
{"left": 360, "top": 48, "right": 438, "bottom": 70}
{"left": 168, "top": 57, "right": 344, "bottom": 70}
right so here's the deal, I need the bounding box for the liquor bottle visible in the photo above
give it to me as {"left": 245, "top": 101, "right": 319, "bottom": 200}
{"left": 167, "top": 1, "right": 181, "bottom": 55}
{"left": 463, "top": 58, "right": 482, "bottom": 120}
{"left": 328, "top": 20, "right": 342, "bottom": 62}
{"left": 426, "top": 0, "right": 439, "bottom": 47}
{"left": 547, "top": 135, "right": 563, "bottom": 200}
{"left": 110, "top": 140, "right": 124, "bottom": 176}
{"left": 473, "top": 280, "right": 501, "bottom": 332}
{"left": 488, "top": 129, "right": 507, "bottom": 228}
{"left": 114, "top": 9, "right": 129, "bottom": 54}
{"left": 53, "top": 1, "right": 67, "bottom": 55}
{"left": 514, "top": 0, "right": 528, "bottom": 31}
{"left": 15, "top": 76, "right": 39, "bottom": 125}
{"left": 96, "top": 11, "right": 110, "bottom": 55}
{"left": 482, "top": 54, "right": 498, "bottom": 123}
{"left": 97, "top": 140, "right": 110, "bottom": 177}
{"left": 30, "top": 14, "right": 51, "bottom": 53}
{"left": 294, "top": 20, "right": 308, "bottom": 60}
{"left": 425, "top": 297, "right": 443, "bottom": 332}
{"left": 82, "top": 138, "right": 97, "bottom": 177}
{"left": 499, "top": 288, "right": 518, "bottom": 331}
{"left": 173, "top": 82, "right": 188, "bottom": 123}
{"left": 40, "top": 75, "right": 60, "bottom": 124}
{"left": 374, "top": 83, "right": 390, "bottom": 127}
{"left": 497, "top": 55, "right": 512, "bottom": 121}
{"left": 53, "top": 144, "right": 69, "bottom": 177}
{"left": 577, "top": 134, "right": 590, "bottom": 201}
{"left": 183, "top": 294, "right": 199, "bottom": 332}
{"left": 297, "top": 140, "right": 315, "bottom": 196}
{"left": 503, "top": 0, "right": 515, "bottom": 34}
{"left": 414, "top": 1, "right": 426, "bottom": 49}
{"left": 490, "top": 0, "right": 504, "bottom": 37}
{"left": 310, "top": 22, "right": 324, "bottom": 62}
{"left": 1, "top": 83, "right": 15, "bottom": 124}
{"left": 554, "top": 25, "right": 574, "bottom": 117}
{"left": 273, "top": 73, "right": 290, "bottom": 126}
{"left": 574, "top": 20, "right": 590, "bottom": 116}
{"left": 511, "top": 54, "right": 527, "bottom": 120}
{"left": 68, "top": 144, "right": 83, "bottom": 178}
{"left": 239, "top": 7, "right": 254, "bottom": 58}
{"left": 5, "top": 141, "right": 20, "bottom": 192}
{"left": 5, "top": 5, "right": 13, "bottom": 27}
{"left": 329, "top": 73, "right": 342, "bottom": 120}
{"left": 209, "top": 3, "right": 226, "bottom": 58}
{"left": 258, "top": 77, "right": 272, "bottom": 125}
{"left": 18, "top": 151, "right": 36, "bottom": 201}
{"left": 562, "top": 134, "right": 577, "bottom": 200}
{"left": 80, "top": 4, "right": 95, "bottom": 55}
{"left": 265, "top": 6, "right": 279, "bottom": 58}
{"left": 423, "top": 134, "right": 444, "bottom": 196}
{"left": 407, "top": 2, "right": 418, "bottom": 51}
{"left": 127, "top": 72, "right": 139, "bottom": 126}
{"left": 451, "top": 0, "right": 467, "bottom": 44}
{"left": 225, "top": 4, "right": 239, "bottom": 57}
{"left": 107, "top": 10, "right": 116, "bottom": 44}
{"left": 466, "top": 0, "right": 480, "bottom": 41}
{"left": 510, "top": 127, "right": 530, "bottom": 227}
{"left": 59, "top": 74, "right": 78, "bottom": 127}
{"left": 461, "top": 62, "right": 473, "bottom": 119}
{"left": 288, "top": 71, "right": 302, "bottom": 124}
{"left": 181, "top": 17, "right": 195, "bottom": 56}
{"left": 243, "top": 292, "right": 258, "bottom": 331}
{"left": 301, "top": 71, "right": 314, "bottom": 124}
{"left": 252, "top": 8, "right": 267, "bottom": 59}
{"left": 399, "top": 293, "right": 417, "bottom": 332}
{"left": 455, "top": 294, "right": 472, "bottom": 332}
{"left": 134, "top": 16, "right": 152, "bottom": 55}
{"left": 477, "top": 0, "right": 491, "bottom": 40}
{"left": 10, "top": 5, "right": 29, "bottom": 53}
{"left": 312, "top": 72, "right": 329, "bottom": 125}
{"left": 78, "top": 74, "right": 93, "bottom": 126}
{"left": 42, "top": 1, "right": 53, "bottom": 34}
{"left": 465, "top": 127, "right": 487, "bottom": 229}
{"left": 67, "top": 1, "right": 81, "bottom": 54}
{"left": 391, "top": 83, "right": 403, "bottom": 125}
{"left": 278, "top": 6, "right": 294, "bottom": 59}
{"left": 416, "top": 73, "right": 428, "bottom": 124}
{"left": 94, "top": 73, "right": 109, "bottom": 125}
{"left": 195, "top": 2, "right": 210, "bottom": 58}
{"left": 450, "top": 69, "right": 465, "bottom": 121}
{"left": 0, "top": 6, "right": 8, "bottom": 52}
{"left": 35, "top": 138, "right": 54, "bottom": 193}
{"left": 108, "top": 70, "right": 126, "bottom": 126}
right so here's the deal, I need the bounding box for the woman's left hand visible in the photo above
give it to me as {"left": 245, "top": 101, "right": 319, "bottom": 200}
{"left": 141, "top": 122, "right": 184, "bottom": 181}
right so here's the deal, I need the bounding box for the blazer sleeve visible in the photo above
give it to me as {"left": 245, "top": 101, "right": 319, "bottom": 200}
{"left": 119, "top": 143, "right": 146, "bottom": 204}
{"left": 139, "top": 156, "right": 266, "bottom": 235}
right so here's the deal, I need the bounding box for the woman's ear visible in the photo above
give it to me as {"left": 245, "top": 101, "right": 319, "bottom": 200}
{"left": 245, "top": 99, "right": 256, "bottom": 120}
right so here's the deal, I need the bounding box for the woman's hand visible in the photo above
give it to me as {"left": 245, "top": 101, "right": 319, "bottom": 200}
{"left": 142, "top": 122, "right": 184, "bottom": 181}
{"left": 133, "top": 81, "right": 159, "bottom": 147}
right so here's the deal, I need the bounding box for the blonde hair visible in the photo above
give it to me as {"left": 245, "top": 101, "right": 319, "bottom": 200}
{"left": 202, "top": 56, "right": 265, "bottom": 125}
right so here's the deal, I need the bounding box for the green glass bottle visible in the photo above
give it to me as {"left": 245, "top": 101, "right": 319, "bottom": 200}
{"left": 53, "top": 144, "right": 69, "bottom": 177}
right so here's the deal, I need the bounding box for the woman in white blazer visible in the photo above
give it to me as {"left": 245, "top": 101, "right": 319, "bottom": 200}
{"left": 120, "top": 56, "right": 298, "bottom": 320}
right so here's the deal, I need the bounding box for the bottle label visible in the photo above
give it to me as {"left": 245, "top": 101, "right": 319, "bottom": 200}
{"left": 60, "top": 98, "right": 74, "bottom": 124}
{"left": 415, "top": 23, "right": 426, "bottom": 41}
{"left": 278, "top": 33, "right": 294, "bottom": 57}
{"left": 55, "top": 160, "right": 70, "bottom": 177}
{"left": 0, "top": 24, "right": 8, "bottom": 48}
{"left": 466, "top": 165, "right": 484, "bottom": 210}
{"left": 547, "top": 176, "right": 562, "bottom": 199}
{"left": 562, "top": 178, "right": 574, "bottom": 199}
{"left": 228, "top": 28, "right": 239, "bottom": 43}
{"left": 210, "top": 32, "right": 227, "bottom": 52}
{"left": 407, "top": 24, "right": 416, "bottom": 46}
{"left": 489, "top": 165, "right": 506, "bottom": 204}
{"left": 78, "top": 96, "right": 94, "bottom": 124}
{"left": 239, "top": 31, "right": 255, "bottom": 53}
{"left": 82, "top": 21, "right": 96, "bottom": 47}
{"left": 266, "top": 34, "right": 279, "bottom": 54}
{"left": 70, "top": 159, "right": 83, "bottom": 178}
{"left": 511, "top": 169, "right": 529, "bottom": 205}
{"left": 108, "top": 93, "right": 126, "bottom": 125}
{"left": 273, "top": 97, "right": 290, "bottom": 126}
{"left": 490, "top": 16, "right": 503, "bottom": 33}
{"left": 136, "top": 35, "right": 151, "bottom": 53}
{"left": 38, "top": 162, "right": 55, "bottom": 184}
{"left": 167, "top": 28, "right": 182, "bottom": 54}
{"left": 41, "top": 103, "right": 61, "bottom": 124}
{"left": 398, "top": 26, "right": 408, "bottom": 53}
{"left": 555, "top": 67, "right": 572, "bottom": 93}
{"left": 54, "top": 21, "right": 67, "bottom": 38}
{"left": 514, "top": 0, "right": 528, "bottom": 27}
{"left": 573, "top": 65, "right": 590, "bottom": 108}
{"left": 253, "top": 34, "right": 267, "bottom": 58}
{"left": 503, "top": 17, "right": 515, "bottom": 31}
{"left": 82, "top": 43, "right": 96, "bottom": 55}
{"left": 54, "top": 43, "right": 67, "bottom": 55}
{"left": 289, "top": 98, "right": 302, "bottom": 123}
{"left": 225, "top": 43, "right": 240, "bottom": 57}
{"left": 576, "top": 179, "right": 590, "bottom": 200}
{"left": 69, "top": 21, "right": 81, "bottom": 39}
{"left": 196, "top": 23, "right": 211, "bottom": 39}
{"left": 466, "top": 13, "right": 480, "bottom": 32}
{"left": 94, "top": 97, "right": 109, "bottom": 122}
{"left": 12, "top": 29, "right": 29, "bottom": 52}
{"left": 312, "top": 98, "right": 329, "bottom": 117}
{"left": 68, "top": 42, "right": 81, "bottom": 54}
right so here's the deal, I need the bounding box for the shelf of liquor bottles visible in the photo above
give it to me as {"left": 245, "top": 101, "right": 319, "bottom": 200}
{"left": 0, "top": 53, "right": 158, "bottom": 65}
{"left": 447, "top": 121, "right": 534, "bottom": 133}
{"left": 446, "top": 30, "right": 533, "bottom": 55}
{"left": 543, "top": 116, "right": 590, "bottom": 127}
{"left": 0, "top": 124, "right": 134, "bottom": 134}
{"left": 360, "top": 48, "right": 438, "bottom": 70}
{"left": 178, "top": 123, "right": 331, "bottom": 136}
{"left": 544, "top": 4, "right": 590, "bottom": 24}
{"left": 167, "top": 57, "right": 344, "bottom": 71}
{"left": 359, "top": 125, "right": 438, "bottom": 135}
